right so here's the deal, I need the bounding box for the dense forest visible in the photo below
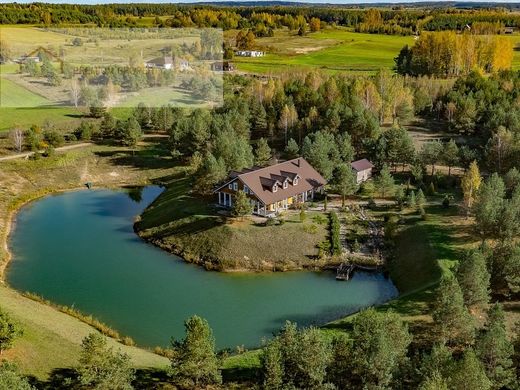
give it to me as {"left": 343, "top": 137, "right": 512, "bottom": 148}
{"left": 1, "top": 2, "right": 519, "bottom": 36}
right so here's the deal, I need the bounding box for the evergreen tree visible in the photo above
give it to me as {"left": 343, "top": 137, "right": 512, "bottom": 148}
{"left": 333, "top": 163, "right": 358, "bottom": 207}
{"left": 0, "top": 361, "right": 33, "bottom": 390}
{"left": 121, "top": 117, "right": 142, "bottom": 147}
{"left": 419, "top": 343, "right": 455, "bottom": 381}
{"left": 416, "top": 188, "right": 426, "bottom": 210}
{"left": 395, "top": 185, "right": 405, "bottom": 207}
{"left": 78, "top": 333, "right": 135, "bottom": 390}
{"left": 442, "top": 139, "right": 459, "bottom": 177}
{"left": 432, "top": 276, "right": 475, "bottom": 346}
{"left": 474, "top": 173, "right": 506, "bottom": 240}
{"left": 349, "top": 308, "right": 411, "bottom": 389}
{"left": 450, "top": 350, "right": 491, "bottom": 390}
{"left": 171, "top": 316, "right": 221, "bottom": 387}
{"left": 100, "top": 112, "right": 116, "bottom": 139}
{"left": 232, "top": 191, "right": 253, "bottom": 218}
{"left": 195, "top": 153, "right": 227, "bottom": 194}
{"left": 408, "top": 190, "right": 416, "bottom": 209}
{"left": 261, "top": 339, "right": 284, "bottom": 390}
{"left": 476, "top": 303, "right": 515, "bottom": 389}
{"left": 285, "top": 138, "right": 299, "bottom": 158}
{"left": 419, "top": 371, "right": 449, "bottom": 390}
{"left": 375, "top": 164, "right": 395, "bottom": 198}
{"left": 0, "top": 308, "right": 22, "bottom": 355}
{"left": 456, "top": 249, "right": 490, "bottom": 310}
{"left": 255, "top": 138, "right": 271, "bottom": 166}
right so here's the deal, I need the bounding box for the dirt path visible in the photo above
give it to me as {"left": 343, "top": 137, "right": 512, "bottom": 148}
{"left": 0, "top": 142, "right": 93, "bottom": 161}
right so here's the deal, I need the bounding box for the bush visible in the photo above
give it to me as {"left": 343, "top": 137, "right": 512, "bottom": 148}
{"left": 367, "top": 198, "right": 377, "bottom": 210}
{"left": 265, "top": 217, "right": 277, "bottom": 226}
{"left": 329, "top": 211, "right": 342, "bottom": 256}
{"left": 43, "top": 129, "right": 65, "bottom": 147}
{"left": 303, "top": 224, "right": 318, "bottom": 234}
{"left": 420, "top": 208, "right": 428, "bottom": 220}
{"left": 313, "top": 214, "right": 328, "bottom": 225}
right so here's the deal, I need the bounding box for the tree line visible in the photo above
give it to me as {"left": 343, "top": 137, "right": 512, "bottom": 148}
{"left": 1, "top": 3, "right": 519, "bottom": 37}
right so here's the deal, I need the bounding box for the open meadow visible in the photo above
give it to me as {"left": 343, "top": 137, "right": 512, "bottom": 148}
{"left": 228, "top": 27, "right": 520, "bottom": 74}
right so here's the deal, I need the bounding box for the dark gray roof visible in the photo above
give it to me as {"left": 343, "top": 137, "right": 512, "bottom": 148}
{"left": 351, "top": 159, "right": 374, "bottom": 172}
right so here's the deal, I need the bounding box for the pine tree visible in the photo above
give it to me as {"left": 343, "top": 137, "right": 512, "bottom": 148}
{"left": 0, "top": 361, "right": 33, "bottom": 390}
{"left": 416, "top": 189, "right": 426, "bottom": 210}
{"left": 232, "top": 191, "right": 253, "bottom": 218}
{"left": 333, "top": 163, "right": 358, "bottom": 207}
{"left": 450, "top": 350, "right": 491, "bottom": 390}
{"left": 285, "top": 138, "right": 300, "bottom": 158}
{"left": 255, "top": 138, "right": 271, "bottom": 166}
{"left": 78, "top": 333, "right": 135, "bottom": 389}
{"left": 261, "top": 339, "right": 284, "bottom": 390}
{"left": 375, "top": 164, "right": 395, "bottom": 198}
{"left": 442, "top": 139, "right": 459, "bottom": 177}
{"left": 432, "top": 276, "right": 475, "bottom": 346}
{"left": 456, "top": 249, "right": 490, "bottom": 311}
{"left": 419, "top": 371, "right": 449, "bottom": 390}
{"left": 476, "top": 303, "right": 515, "bottom": 389}
{"left": 0, "top": 309, "right": 22, "bottom": 355}
{"left": 121, "top": 117, "right": 142, "bottom": 147}
{"left": 171, "top": 316, "right": 221, "bottom": 386}
{"left": 408, "top": 190, "right": 416, "bottom": 209}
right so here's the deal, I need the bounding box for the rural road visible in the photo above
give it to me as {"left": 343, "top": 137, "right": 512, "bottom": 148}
{"left": 0, "top": 142, "right": 93, "bottom": 161}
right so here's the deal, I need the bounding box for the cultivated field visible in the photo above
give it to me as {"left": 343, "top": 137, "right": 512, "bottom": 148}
{"left": 228, "top": 27, "right": 520, "bottom": 74}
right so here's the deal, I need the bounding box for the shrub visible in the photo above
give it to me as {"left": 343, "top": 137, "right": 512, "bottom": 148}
{"left": 43, "top": 129, "right": 65, "bottom": 147}
{"left": 329, "top": 211, "right": 342, "bottom": 256}
{"left": 121, "top": 336, "right": 135, "bottom": 346}
{"left": 317, "top": 241, "right": 331, "bottom": 259}
{"left": 303, "top": 224, "right": 318, "bottom": 234}
{"left": 313, "top": 214, "right": 328, "bottom": 225}
{"left": 265, "top": 217, "right": 277, "bottom": 226}
{"left": 367, "top": 198, "right": 377, "bottom": 210}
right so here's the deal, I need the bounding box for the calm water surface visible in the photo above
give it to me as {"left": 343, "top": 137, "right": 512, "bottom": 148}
{"left": 8, "top": 187, "right": 398, "bottom": 348}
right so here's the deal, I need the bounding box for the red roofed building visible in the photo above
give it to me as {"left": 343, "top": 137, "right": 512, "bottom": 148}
{"left": 214, "top": 158, "right": 326, "bottom": 216}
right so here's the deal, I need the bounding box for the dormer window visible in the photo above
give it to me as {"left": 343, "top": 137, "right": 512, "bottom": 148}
{"left": 283, "top": 181, "right": 288, "bottom": 189}
{"left": 293, "top": 178, "right": 298, "bottom": 185}
{"left": 233, "top": 182, "right": 238, "bottom": 191}
{"left": 273, "top": 184, "right": 278, "bottom": 192}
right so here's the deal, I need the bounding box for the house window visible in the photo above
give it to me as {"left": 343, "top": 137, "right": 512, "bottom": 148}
{"left": 293, "top": 178, "right": 298, "bottom": 185}
{"left": 283, "top": 181, "right": 288, "bottom": 189}
{"left": 228, "top": 184, "right": 232, "bottom": 190}
{"left": 244, "top": 185, "right": 249, "bottom": 194}
{"left": 233, "top": 182, "right": 238, "bottom": 191}
{"left": 273, "top": 184, "right": 278, "bottom": 192}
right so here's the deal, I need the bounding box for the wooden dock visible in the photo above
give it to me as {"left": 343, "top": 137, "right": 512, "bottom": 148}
{"left": 336, "top": 263, "right": 381, "bottom": 281}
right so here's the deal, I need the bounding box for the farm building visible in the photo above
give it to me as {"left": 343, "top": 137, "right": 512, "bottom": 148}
{"left": 351, "top": 159, "right": 374, "bottom": 184}
{"left": 145, "top": 56, "right": 173, "bottom": 70}
{"left": 214, "top": 158, "right": 326, "bottom": 216}
{"left": 211, "top": 61, "right": 235, "bottom": 72}
{"left": 235, "top": 50, "right": 265, "bottom": 57}
{"left": 145, "top": 56, "right": 190, "bottom": 71}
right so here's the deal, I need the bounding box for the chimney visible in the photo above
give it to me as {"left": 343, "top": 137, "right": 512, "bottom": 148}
{"left": 296, "top": 158, "right": 300, "bottom": 167}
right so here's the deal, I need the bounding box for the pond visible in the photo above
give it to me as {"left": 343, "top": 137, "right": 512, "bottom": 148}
{"left": 8, "top": 186, "right": 398, "bottom": 349}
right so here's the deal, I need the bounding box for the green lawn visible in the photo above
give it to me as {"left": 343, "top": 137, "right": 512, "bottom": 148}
{"left": 0, "top": 285, "right": 168, "bottom": 380}
{"left": 231, "top": 28, "right": 414, "bottom": 74}
{"left": 0, "top": 77, "right": 81, "bottom": 131}
{"left": 232, "top": 28, "right": 520, "bottom": 74}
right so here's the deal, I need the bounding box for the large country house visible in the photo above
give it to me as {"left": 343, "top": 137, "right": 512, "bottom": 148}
{"left": 214, "top": 158, "right": 326, "bottom": 216}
